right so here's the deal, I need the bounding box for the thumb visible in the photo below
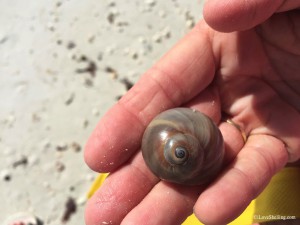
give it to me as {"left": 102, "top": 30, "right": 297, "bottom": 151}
{"left": 203, "top": 0, "right": 300, "bottom": 32}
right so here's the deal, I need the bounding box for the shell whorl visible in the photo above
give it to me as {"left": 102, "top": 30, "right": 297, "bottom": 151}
{"left": 141, "top": 108, "right": 224, "bottom": 185}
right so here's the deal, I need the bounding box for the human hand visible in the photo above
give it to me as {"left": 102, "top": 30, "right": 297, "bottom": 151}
{"left": 84, "top": 1, "right": 300, "bottom": 224}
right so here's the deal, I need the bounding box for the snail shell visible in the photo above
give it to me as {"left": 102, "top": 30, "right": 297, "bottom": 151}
{"left": 141, "top": 108, "right": 224, "bottom": 185}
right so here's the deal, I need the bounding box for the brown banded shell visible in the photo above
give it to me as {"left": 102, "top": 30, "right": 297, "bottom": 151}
{"left": 141, "top": 108, "right": 224, "bottom": 185}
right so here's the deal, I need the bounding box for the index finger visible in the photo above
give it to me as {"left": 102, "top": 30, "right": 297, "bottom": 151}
{"left": 84, "top": 21, "right": 217, "bottom": 172}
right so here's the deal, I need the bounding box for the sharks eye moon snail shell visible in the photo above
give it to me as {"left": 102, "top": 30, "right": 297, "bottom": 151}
{"left": 141, "top": 108, "right": 224, "bottom": 185}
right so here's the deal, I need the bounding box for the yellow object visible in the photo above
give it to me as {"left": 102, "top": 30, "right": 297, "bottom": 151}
{"left": 87, "top": 167, "right": 300, "bottom": 225}
{"left": 253, "top": 167, "right": 300, "bottom": 223}
{"left": 86, "top": 173, "right": 109, "bottom": 199}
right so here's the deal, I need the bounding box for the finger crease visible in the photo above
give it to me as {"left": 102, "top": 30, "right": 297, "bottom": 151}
{"left": 149, "top": 66, "right": 186, "bottom": 106}
{"left": 129, "top": 160, "right": 159, "bottom": 188}
{"left": 231, "top": 166, "right": 257, "bottom": 200}
{"left": 117, "top": 99, "right": 148, "bottom": 127}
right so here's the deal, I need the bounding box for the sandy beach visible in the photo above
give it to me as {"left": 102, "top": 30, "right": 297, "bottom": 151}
{"left": 0, "top": 1, "right": 202, "bottom": 224}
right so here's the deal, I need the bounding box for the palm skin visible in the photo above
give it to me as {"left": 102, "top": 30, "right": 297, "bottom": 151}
{"left": 84, "top": 2, "right": 300, "bottom": 225}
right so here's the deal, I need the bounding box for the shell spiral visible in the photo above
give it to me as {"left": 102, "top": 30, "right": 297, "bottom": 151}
{"left": 141, "top": 108, "right": 224, "bottom": 185}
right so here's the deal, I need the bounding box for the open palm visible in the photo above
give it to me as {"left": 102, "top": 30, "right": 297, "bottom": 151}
{"left": 85, "top": 1, "right": 300, "bottom": 224}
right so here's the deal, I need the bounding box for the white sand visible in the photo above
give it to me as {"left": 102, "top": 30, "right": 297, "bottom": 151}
{"left": 0, "top": 0, "right": 202, "bottom": 224}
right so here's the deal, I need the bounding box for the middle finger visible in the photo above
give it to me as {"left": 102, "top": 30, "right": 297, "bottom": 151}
{"left": 121, "top": 181, "right": 202, "bottom": 225}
